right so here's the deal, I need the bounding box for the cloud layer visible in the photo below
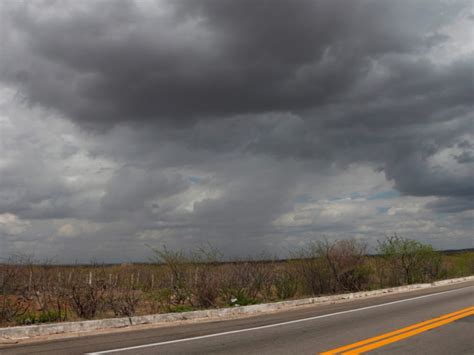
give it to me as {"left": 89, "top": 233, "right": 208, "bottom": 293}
{"left": 0, "top": 0, "right": 473, "bottom": 261}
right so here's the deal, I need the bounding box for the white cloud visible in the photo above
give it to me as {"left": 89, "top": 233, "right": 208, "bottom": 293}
{"left": 0, "top": 213, "right": 29, "bottom": 235}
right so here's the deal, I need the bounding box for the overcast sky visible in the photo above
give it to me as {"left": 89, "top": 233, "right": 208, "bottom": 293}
{"left": 0, "top": 0, "right": 473, "bottom": 262}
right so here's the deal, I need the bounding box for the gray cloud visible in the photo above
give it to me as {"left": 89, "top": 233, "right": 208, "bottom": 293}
{"left": 100, "top": 166, "right": 189, "bottom": 219}
{"left": 0, "top": 0, "right": 473, "bottom": 261}
{"left": 2, "top": 1, "right": 469, "bottom": 125}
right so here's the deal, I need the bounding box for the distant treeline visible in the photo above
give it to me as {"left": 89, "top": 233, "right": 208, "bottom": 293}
{"left": 1, "top": 235, "right": 473, "bottom": 327}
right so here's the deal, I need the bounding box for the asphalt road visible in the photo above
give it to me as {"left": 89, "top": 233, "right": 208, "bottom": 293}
{"left": 1, "top": 281, "right": 473, "bottom": 355}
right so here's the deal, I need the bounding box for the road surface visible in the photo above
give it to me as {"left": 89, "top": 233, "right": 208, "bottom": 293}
{"left": 1, "top": 281, "right": 472, "bottom": 354}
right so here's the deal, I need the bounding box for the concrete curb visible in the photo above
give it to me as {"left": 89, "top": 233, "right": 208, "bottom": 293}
{"left": 1, "top": 275, "right": 473, "bottom": 340}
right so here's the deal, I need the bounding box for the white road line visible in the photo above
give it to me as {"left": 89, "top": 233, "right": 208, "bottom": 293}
{"left": 86, "top": 285, "right": 473, "bottom": 354}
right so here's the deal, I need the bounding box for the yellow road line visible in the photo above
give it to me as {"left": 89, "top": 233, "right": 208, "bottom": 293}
{"left": 343, "top": 309, "right": 474, "bottom": 354}
{"left": 320, "top": 306, "right": 474, "bottom": 355}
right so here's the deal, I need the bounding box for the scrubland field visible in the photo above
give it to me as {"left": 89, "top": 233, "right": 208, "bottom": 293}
{"left": 1, "top": 236, "right": 473, "bottom": 327}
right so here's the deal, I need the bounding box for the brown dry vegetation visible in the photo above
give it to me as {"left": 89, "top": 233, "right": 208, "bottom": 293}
{"left": 0, "top": 236, "right": 473, "bottom": 327}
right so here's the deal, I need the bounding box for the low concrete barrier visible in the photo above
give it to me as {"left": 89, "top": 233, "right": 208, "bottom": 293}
{"left": 1, "top": 275, "right": 472, "bottom": 340}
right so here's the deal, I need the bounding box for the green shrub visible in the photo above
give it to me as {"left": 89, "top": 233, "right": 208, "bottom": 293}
{"left": 16, "top": 311, "right": 37, "bottom": 325}
{"left": 444, "top": 252, "right": 474, "bottom": 278}
{"left": 274, "top": 271, "right": 298, "bottom": 300}
{"left": 377, "top": 235, "right": 442, "bottom": 285}
{"left": 170, "top": 305, "right": 195, "bottom": 313}
{"left": 220, "top": 285, "right": 259, "bottom": 306}
{"left": 147, "top": 288, "right": 174, "bottom": 313}
{"left": 38, "top": 310, "right": 63, "bottom": 323}
{"left": 16, "top": 310, "right": 63, "bottom": 325}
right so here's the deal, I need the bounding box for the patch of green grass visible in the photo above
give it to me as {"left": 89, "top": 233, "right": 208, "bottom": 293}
{"left": 170, "top": 305, "right": 195, "bottom": 313}
{"left": 15, "top": 310, "right": 64, "bottom": 325}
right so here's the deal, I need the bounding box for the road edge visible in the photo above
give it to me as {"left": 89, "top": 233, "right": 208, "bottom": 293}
{"left": 1, "top": 275, "right": 473, "bottom": 341}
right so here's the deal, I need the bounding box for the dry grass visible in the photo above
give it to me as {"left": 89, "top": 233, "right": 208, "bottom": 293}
{"left": 0, "top": 238, "right": 472, "bottom": 326}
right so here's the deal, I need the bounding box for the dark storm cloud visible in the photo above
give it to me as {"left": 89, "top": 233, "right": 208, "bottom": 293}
{"left": 427, "top": 197, "right": 474, "bottom": 214}
{"left": 2, "top": 0, "right": 469, "bottom": 126}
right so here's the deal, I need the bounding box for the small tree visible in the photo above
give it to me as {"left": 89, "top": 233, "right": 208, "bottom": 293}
{"left": 190, "top": 245, "right": 223, "bottom": 308}
{"left": 292, "top": 242, "right": 332, "bottom": 295}
{"left": 68, "top": 266, "right": 108, "bottom": 319}
{"left": 319, "top": 239, "right": 370, "bottom": 292}
{"left": 377, "top": 235, "right": 441, "bottom": 285}
{"left": 0, "top": 258, "right": 29, "bottom": 324}
{"left": 274, "top": 269, "right": 298, "bottom": 300}
{"left": 148, "top": 246, "right": 192, "bottom": 306}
